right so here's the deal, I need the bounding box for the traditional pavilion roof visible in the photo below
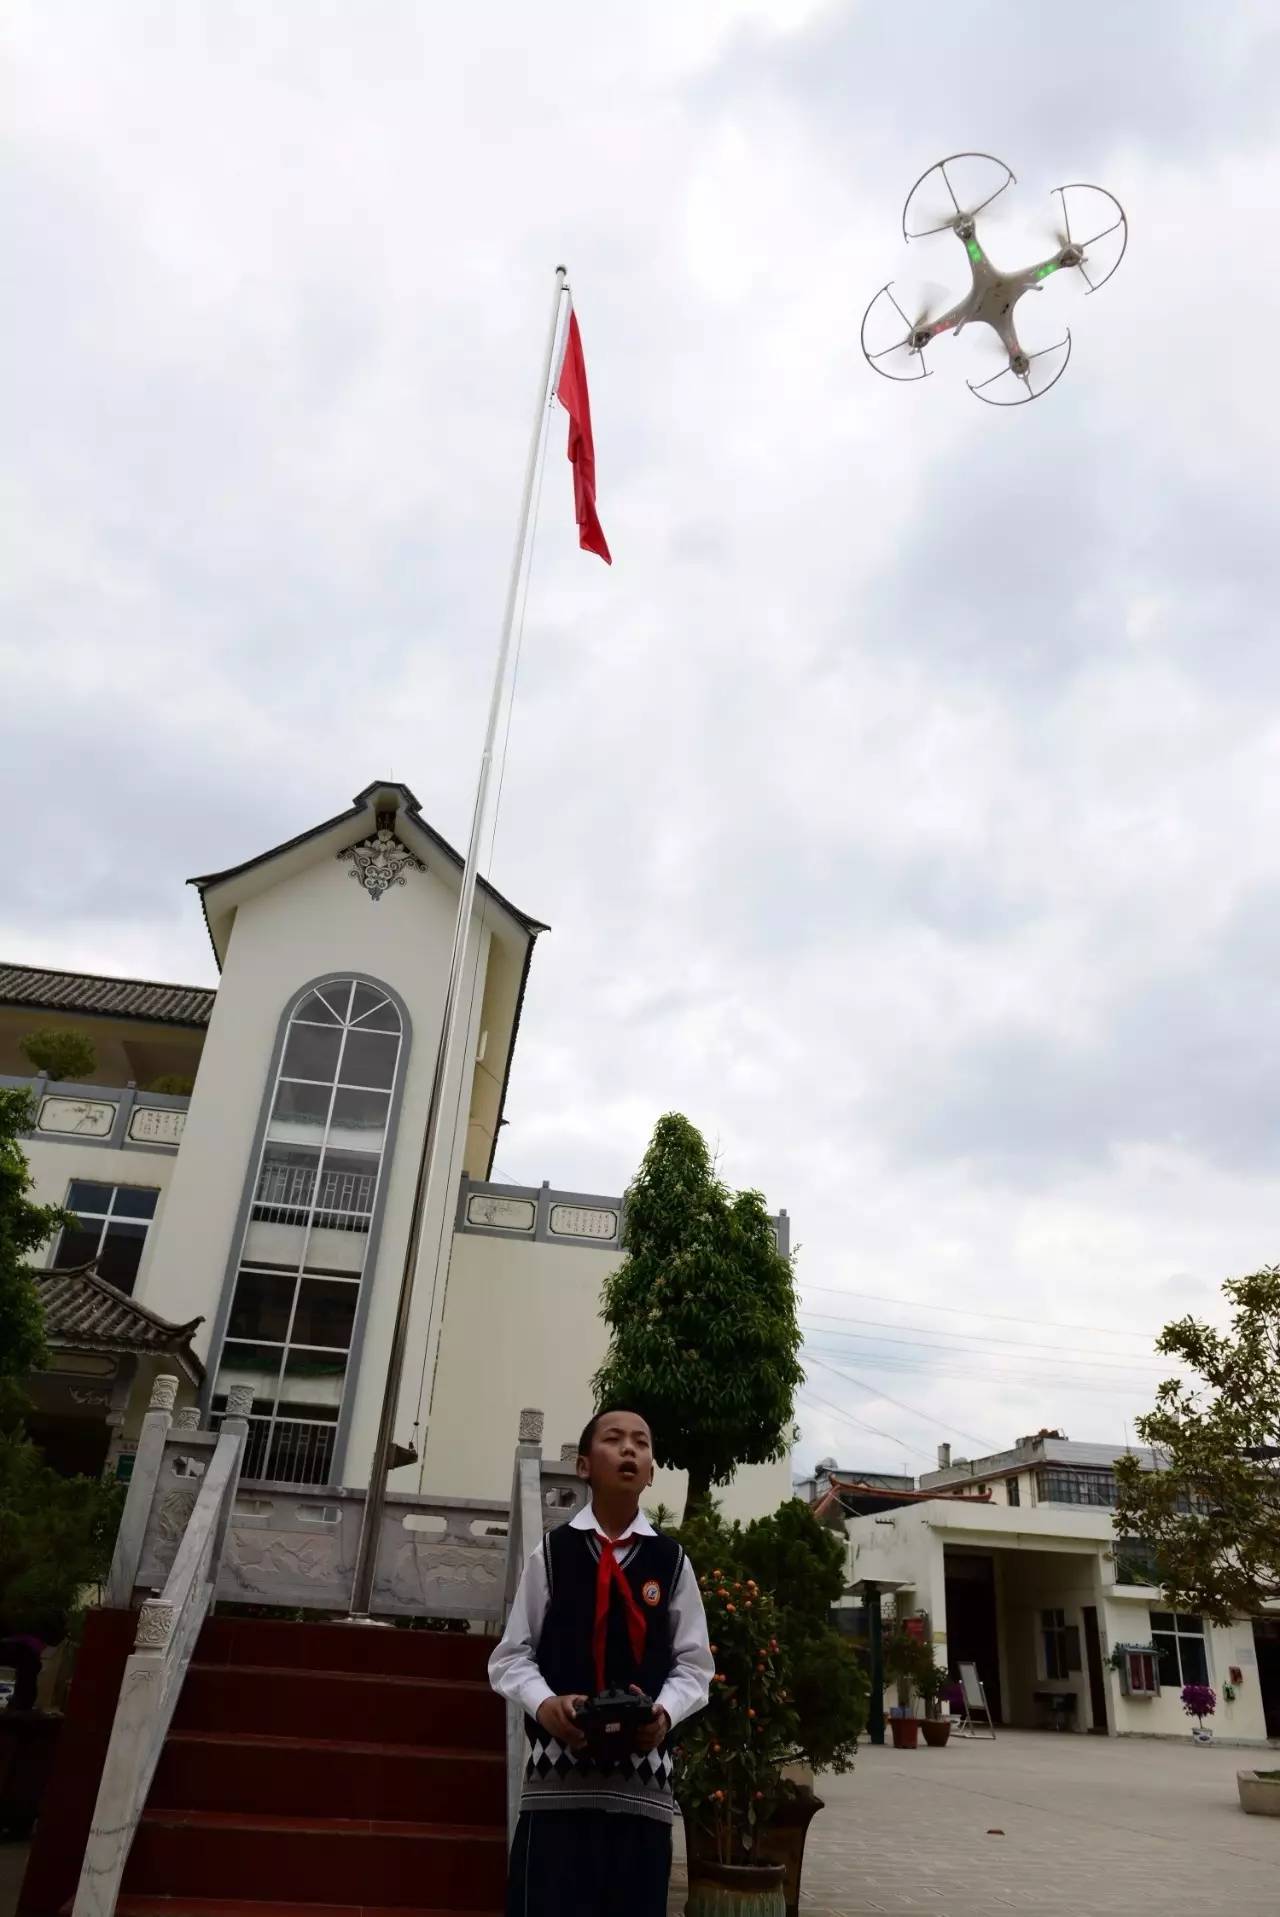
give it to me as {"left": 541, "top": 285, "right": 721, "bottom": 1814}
{"left": 34, "top": 1263, "right": 205, "bottom": 1384}
{"left": 0, "top": 963, "right": 214, "bottom": 1029}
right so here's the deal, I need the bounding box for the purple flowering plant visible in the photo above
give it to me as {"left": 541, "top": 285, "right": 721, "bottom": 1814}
{"left": 1180, "top": 1682, "right": 1216, "bottom": 1728}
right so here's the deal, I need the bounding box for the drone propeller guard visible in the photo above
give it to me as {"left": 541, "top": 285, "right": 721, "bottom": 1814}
{"left": 862, "top": 152, "right": 1128, "bottom": 406}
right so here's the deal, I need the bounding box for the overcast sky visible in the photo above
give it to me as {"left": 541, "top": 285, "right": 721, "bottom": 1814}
{"left": 6, "top": 2, "right": 1280, "bottom": 1479}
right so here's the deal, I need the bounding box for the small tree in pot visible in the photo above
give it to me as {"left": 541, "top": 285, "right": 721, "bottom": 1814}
{"left": 882, "top": 1629, "right": 935, "bottom": 1748}
{"left": 915, "top": 1660, "right": 953, "bottom": 1746}
{"left": 677, "top": 1572, "right": 795, "bottom": 1914}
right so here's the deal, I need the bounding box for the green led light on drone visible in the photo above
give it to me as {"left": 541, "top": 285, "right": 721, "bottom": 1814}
{"left": 966, "top": 239, "right": 983, "bottom": 263}
{"left": 1036, "top": 262, "right": 1060, "bottom": 279}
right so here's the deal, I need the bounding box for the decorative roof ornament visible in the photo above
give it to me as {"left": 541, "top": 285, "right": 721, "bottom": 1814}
{"left": 338, "top": 812, "right": 426, "bottom": 903}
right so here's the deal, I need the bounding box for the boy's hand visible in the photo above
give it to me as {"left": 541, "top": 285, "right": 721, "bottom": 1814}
{"left": 630, "top": 1686, "right": 670, "bottom": 1753}
{"left": 536, "top": 1693, "right": 587, "bottom": 1749}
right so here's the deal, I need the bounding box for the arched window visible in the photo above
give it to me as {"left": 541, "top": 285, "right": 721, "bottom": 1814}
{"left": 212, "top": 978, "right": 406, "bottom": 1485}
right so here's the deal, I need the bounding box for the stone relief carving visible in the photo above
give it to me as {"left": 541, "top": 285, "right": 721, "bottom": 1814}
{"left": 136, "top": 1599, "right": 175, "bottom": 1648}
{"left": 149, "top": 1375, "right": 179, "bottom": 1413}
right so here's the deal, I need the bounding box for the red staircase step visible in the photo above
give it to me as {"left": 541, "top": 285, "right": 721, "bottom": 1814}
{"left": 123, "top": 1812, "right": 507, "bottom": 1909}
{"left": 119, "top": 1902, "right": 499, "bottom": 1917}
{"left": 172, "top": 1664, "right": 504, "bottom": 1751}
{"left": 196, "top": 1619, "right": 494, "bottom": 1685}
{"left": 151, "top": 1732, "right": 505, "bottom": 1825}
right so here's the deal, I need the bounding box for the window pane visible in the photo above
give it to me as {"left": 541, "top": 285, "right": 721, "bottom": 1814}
{"left": 281, "top": 1023, "right": 343, "bottom": 1084}
{"left": 98, "top": 1222, "right": 147, "bottom": 1291}
{"left": 228, "top": 1269, "right": 296, "bottom": 1343}
{"left": 111, "top": 1187, "right": 159, "bottom": 1219}
{"left": 66, "top": 1181, "right": 112, "bottom": 1214}
{"left": 217, "top": 1342, "right": 286, "bottom": 1413}
{"left": 292, "top": 1278, "right": 357, "bottom": 1351}
{"left": 315, "top": 1149, "right": 379, "bottom": 1224}
{"left": 267, "top": 1420, "right": 335, "bottom": 1486}
{"left": 1154, "top": 1636, "right": 1180, "bottom": 1689}
{"left": 1149, "top": 1612, "right": 1175, "bottom": 1633}
{"left": 55, "top": 1224, "right": 103, "bottom": 1268}
{"left": 339, "top": 1029, "right": 398, "bottom": 1090}
{"left": 293, "top": 989, "right": 343, "bottom": 1025}
{"left": 350, "top": 983, "right": 397, "bottom": 1029}
{"left": 270, "top": 1080, "right": 331, "bottom": 1131}
{"left": 329, "top": 1086, "right": 389, "bottom": 1141}
{"left": 1179, "top": 1636, "right": 1208, "bottom": 1686}
{"left": 279, "top": 1348, "right": 347, "bottom": 1418}
{"left": 1178, "top": 1615, "right": 1203, "bottom": 1635}
{"left": 255, "top": 1147, "right": 321, "bottom": 1217}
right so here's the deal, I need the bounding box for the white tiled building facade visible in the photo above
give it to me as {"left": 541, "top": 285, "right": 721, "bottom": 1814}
{"left": 3, "top": 779, "right": 790, "bottom": 1521}
{"left": 841, "top": 1432, "right": 1280, "bottom": 1746}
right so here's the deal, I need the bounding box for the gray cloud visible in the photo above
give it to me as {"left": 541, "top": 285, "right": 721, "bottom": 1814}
{"left": 5, "top": 1, "right": 1280, "bottom": 1477}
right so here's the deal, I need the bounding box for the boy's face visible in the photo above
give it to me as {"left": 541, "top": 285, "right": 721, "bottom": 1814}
{"left": 579, "top": 1410, "right": 654, "bottom": 1494}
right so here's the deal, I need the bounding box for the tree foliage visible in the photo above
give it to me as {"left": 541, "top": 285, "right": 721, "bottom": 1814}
{"left": 667, "top": 1500, "right": 866, "bottom": 1777}
{"left": 1, "top": 1089, "right": 69, "bottom": 1427}
{"left": 593, "top": 1113, "right": 803, "bottom": 1519}
{"left": 0, "top": 1436, "right": 123, "bottom": 1639}
{"left": 18, "top": 1027, "right": 97, "bottom": 1083}
{"left": 1113, "top": 1266, "right": 1280, "bottom": 1625}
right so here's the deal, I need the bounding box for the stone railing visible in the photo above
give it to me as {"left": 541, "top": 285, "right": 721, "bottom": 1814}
{"left": 457, "top": 1175, "right": 792, "bottom": 1257}
{"left": 2, "top": 1072, "right": 189, "bottom": 1155}
{"left": 109, "top": 1390, "right": 587, "bottom": 1626}
{"left": 76, "top": 1381, "right": 251, "bottom": 1917}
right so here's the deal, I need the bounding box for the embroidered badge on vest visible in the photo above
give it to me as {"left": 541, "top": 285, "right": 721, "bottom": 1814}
{"left": 641, "top": 1578, "right": 662, "bottom": 1608}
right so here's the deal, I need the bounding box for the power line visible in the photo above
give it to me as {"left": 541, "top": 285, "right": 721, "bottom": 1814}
{"left": 802, "top": 1339, "right": 1162, "bottom": 1401}
{"left": 803, "top": 1353, "right": 996, "bottom": 1451}
{"left": 799, "top": 1315, "right": 1173, "bottom": 1375}
{"left": 799, "top": 1283, "right": 1158, "bottom": 1342}
{"left": 796, "top": 1387, "right": 938, "bottom": 1466}
{"left": 800, "top": 1307, "right": 1165, "bottom": 1365}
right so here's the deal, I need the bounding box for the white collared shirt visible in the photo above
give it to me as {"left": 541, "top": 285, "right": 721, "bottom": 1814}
{"left": 487, "top": 1502, "right": 714, "bottom": 1730}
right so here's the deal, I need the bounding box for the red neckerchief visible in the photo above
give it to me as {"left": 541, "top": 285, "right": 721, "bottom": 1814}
{"left": 593, "top": 1532, "right": 648, "bottom": 1695}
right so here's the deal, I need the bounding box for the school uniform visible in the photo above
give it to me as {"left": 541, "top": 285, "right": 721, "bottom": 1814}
{"left": 488, "top": 1503, "right": 713, "bottom": 1916}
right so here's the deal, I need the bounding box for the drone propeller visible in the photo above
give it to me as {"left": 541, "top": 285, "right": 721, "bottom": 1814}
{"left": 902, "top": 151, "right": 1017, "bottom": 243}
{"left": 1024, "top": 184, "right": 1129, "bottom": 293}
{"left": 860, "top": 280, "right": 959, "bottom": 381}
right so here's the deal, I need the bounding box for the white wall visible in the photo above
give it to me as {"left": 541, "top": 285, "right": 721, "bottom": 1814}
{"left": 426, "top": 1229, "right": 791, "bottom": 1521}
{"left": 1102, "top": 1595, "right": 1269, "bottom": 1743}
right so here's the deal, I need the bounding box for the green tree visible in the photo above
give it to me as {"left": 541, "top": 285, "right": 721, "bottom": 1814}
{"left": 0, "top": 1088, "right": 122, "bottom": 1644}
{"left": 1113, "top": 1266, "right": 1280, "bottom": 1625}
{"left": 1, "top": 1089, "right": 69, "bottom": 1427}
{"left": 593, "top": 1113, "right": 803, "bottom": 1520}
{"left": 18, "top": 1027, "right": 97, "bottom": 1082}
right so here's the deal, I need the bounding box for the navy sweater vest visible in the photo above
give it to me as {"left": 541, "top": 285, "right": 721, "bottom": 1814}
{"left": 521, "top": 1524, "right": 684, "bottom": 1823}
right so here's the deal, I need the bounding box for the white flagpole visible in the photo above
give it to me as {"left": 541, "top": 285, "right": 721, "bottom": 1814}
{"left": 348, "top": 266, "right": 569, "bottom": 1620}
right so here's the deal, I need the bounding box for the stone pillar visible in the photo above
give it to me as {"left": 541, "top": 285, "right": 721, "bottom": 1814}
{"left": 105, "top": 1373, "right": 178, "bottom": 1608}
{"left": 211, "top": 1385, "right": 254, "bottom": 1584}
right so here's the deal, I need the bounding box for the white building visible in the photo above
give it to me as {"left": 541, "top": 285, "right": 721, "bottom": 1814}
{"left": 2, "top": 779, "right": 790, "bottom": 1522}
{"left": 844, "top": 1430, "right": 1280, "bottom": 1745}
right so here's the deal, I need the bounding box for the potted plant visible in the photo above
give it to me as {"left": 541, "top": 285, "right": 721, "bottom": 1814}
{"left": 1181, "top": 1681, "right": 1216, "bottom": 1742}
{"left": 670, "top": 1503, "right": 866, "bottom": 1917}
{"left": 17, "top": 1028, "right": 97, "bottom": 1083}
{"left": 916, "top": 1660, "right": 953, "bottom": 1747}
{"left": 677, "top": 1571, "right": 793, "bottom": 1913}
{"left": 882, "top": 1629, "right": 934, "bottom": 1748}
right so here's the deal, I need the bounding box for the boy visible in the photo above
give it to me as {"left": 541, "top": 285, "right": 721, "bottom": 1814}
{"left": 488, "top": 1408, "right": 713, "bottom": 1916}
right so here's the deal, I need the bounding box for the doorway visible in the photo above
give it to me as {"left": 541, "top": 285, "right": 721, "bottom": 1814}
{"left": 1255, "top": 1619, "right": 1280, "bottom": 1739}
{"left": 1082, "top": 1606, "right": 1109, "bottom": 1733}
{"left": 944, "top": 1552, "right": 1003, "bottom": 1723}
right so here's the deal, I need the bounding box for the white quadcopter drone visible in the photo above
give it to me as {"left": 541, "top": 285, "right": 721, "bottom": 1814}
{"left": 861, "top": 152, "right": 1128, "bottom": 406}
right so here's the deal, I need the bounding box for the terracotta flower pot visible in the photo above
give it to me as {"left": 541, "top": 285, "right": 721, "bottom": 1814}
{"left": 889, "top": 1716, "right": 920, "bottom": 1749}
{"left": 921, "top": 1718, "right": 952, "bottom": 1748}
{"left": 686, "top": 1858, "right": 787, "bottom": 1915}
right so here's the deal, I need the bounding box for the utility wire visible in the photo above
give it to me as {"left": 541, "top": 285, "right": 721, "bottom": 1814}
{"left": 799, "top": 1283, "right": 1159, "bottom": 1342}
{"left": 796, "top": 1387, "right": 938, "bottom": 1466}
{"left": 803, "top": 1352, "right": 996, "bottom": 1451}
{"left": 802, "top": 1339, "right": 1164, "bottom": 1400}
{"left": 800, "top": 1308, "right": 1165, "bottom": 1365}
{"left": 799, "top": 1316, "right": 1173, "bottom": 1375}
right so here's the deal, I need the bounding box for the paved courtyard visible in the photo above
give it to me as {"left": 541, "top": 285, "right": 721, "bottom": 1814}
{"left": 670, "top": 1731, "right": 1279, "bottom": 1915}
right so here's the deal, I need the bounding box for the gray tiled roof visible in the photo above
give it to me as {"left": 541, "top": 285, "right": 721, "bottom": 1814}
{"left": 0, "top": 963, "right": 214, "bottom": 1027}
{"left": 35, "top": 1264, "right": 205, "bottom": 1383}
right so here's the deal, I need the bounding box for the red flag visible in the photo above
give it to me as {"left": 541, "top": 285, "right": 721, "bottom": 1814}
{"left": 556, "top": 308, "right": 611, "bottom": 564}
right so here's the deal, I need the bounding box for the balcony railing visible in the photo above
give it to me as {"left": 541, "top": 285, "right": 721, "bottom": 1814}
{"left": 251, "top": 1162, "right": 376, "bottom": 1233}
{"left": 1, "top": 1072, "right": 190, "bottom": 1155}
{"left": 234, "top": 1415, "right": 337, "bottom": 1488}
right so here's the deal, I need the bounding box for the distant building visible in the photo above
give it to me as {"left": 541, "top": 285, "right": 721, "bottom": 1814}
{"left": 844, "top": 1430, "right": 1280, "bottom": 1744}
{"left": 2, "top": 779, "right": 790, "bottom": 1520}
